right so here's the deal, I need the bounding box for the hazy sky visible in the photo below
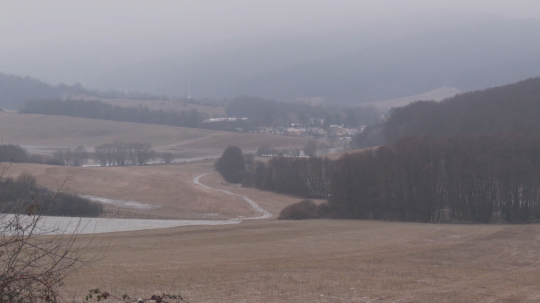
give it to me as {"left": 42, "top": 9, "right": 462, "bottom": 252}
{"left": 2, "top": 0, "right": 540, "bottom": 51}
{"left": 1, "top": 0, "right": 539, "bottom": 85}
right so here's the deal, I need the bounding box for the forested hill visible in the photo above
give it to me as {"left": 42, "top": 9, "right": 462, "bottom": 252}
{"left": 355, "top": 77, "right": 540, "bottom": 147}
{"left": 0, "top": 71, "right": 184, "bottom": 110}
{"left": 0, "top": 73, "right": 61, "bottom": 110}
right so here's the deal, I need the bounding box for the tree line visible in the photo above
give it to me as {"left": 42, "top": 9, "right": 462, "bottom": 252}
{"left": 21, "top": 97, "right": 382, "bottom": 133}
{"left": 243, "top": 156, "right": 332, "bottom": 198}
{"left": 323, "top": 134, "right": 540, "bottom": 223}
{"left": 21, "top": 99, "right": 209, "bottom": 129}
{"left": 226, "top": 96, "right": 381, "bottom": 128}
{"left": 0, "top": 72, "right": 181, "bottom": 110}
{"left": 94, "top": 141, "right": 155, "bottom": 166}
{"left": 52, "top": 146, "right": 89, "bottom": 167}
{"left": 0, "top": 73, "right": 61, "bottom": 110}
{"left": 0, "top": 172, "right": 103, "bottom": 217}
{"left": 354, "top": 77, "right": 540, "bottom": 148}
{"left": 0, "top": 142, "right": 167, "bottom": 167}
{"left": 0, "top": 144, "right": 64, "bottom": 166}
{"left": 222, "top": 133, "right": 540, "bottom": 223}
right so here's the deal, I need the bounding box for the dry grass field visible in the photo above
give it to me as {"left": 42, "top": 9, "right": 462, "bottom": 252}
{"left": 62, "top": 220, "right": 540, "bottom": 303}
{"left": 0, "top": 112, "right": 313, "bottom": 154}
{"left": 6, "top": 148, "right": 540, "bottom": 302}
{"left": 5, "top": 161, "right": 306, "bottom": 220}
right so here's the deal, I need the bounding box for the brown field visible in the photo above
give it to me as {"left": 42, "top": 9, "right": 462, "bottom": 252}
{"left": 5, "top": 161, "right": 307, "bottom": 220}
{"left": 6, "top": 159, "right": 540, "bottom": 302}
{"left": 68, "top": 95, "right": 227, "bottom": 116}
{"left": 0, "top": 112, "right": 314, "bottom": 154}
{"left": 63, "top": 220, "right": 540, "bottom": 303}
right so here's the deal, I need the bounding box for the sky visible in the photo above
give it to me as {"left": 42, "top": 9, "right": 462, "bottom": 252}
{"left": 1, "top": 0, "right": 539, "bottom": 85}
{"left": 2, "top": 0, "right": 540, "bottom": 50}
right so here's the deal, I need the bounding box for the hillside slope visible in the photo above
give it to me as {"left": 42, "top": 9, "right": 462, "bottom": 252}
{"left": 0, "top": 73, "right": 61, "bottom": 110}
{"left": 0, "top": 112, "right": 313, "bottom": 153}
{"left": 362, "top": 87, "right": 460, "bottom": 109}
{"left": 355, "top": 77, "right": 540, "bottom": 146}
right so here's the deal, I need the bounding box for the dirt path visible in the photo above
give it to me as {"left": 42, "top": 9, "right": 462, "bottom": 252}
{"left": 193, "top": 172, "right": 272, "bottom": 219}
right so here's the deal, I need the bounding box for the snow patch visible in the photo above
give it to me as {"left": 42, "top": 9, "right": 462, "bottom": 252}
{"left": 82, "top": 195, "right": 158, "bottom": 210}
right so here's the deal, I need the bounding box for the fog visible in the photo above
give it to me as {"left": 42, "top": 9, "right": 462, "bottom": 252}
{"left": 1, "top": 0, "right": 540, "bottom": 102}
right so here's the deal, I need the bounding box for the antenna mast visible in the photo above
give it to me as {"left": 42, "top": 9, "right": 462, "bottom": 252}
{"left": 188, "top": 73, "right": 192, "bottom": 99}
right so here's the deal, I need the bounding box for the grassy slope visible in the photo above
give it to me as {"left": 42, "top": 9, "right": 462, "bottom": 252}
{"left": 0, "top": 112, "right": 313, "bottom": 152}
{"left": 4, "top": 161, "right": 308, "bottom": 220}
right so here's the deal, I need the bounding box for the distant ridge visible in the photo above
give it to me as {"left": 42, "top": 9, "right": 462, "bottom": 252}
{"left": 362, "top": 87, "right": 461, "bottom": 109}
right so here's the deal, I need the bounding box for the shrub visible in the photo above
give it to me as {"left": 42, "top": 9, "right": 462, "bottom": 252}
{"left": 0, "top": 173, "right": 103, "bottom": 217}
{"left": 278, "top": 200, "right": 321, "bottom": 220}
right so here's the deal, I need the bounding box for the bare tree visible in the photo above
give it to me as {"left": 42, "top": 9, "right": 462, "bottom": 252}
{"left": 112, "top": 141, "right": 128, "bottom": 166}
{"left": 131, "top": 143, "right": 155, "bottom": 165}
{"left": 303, "top": 140, "right": 318, "bottom": 157}
{"left": 73, "top": 145, "right": 89, "bottom": 167}
{"left": 0, "top": 165, "right": 98, "bottom": 302}
{"left": 52, "top": 149, "right": 68, "bottom": 166}
{"left": 94, "top": 144, "right": 108, "bottom": 166}
{"left": 318, "top": 143, "right": 330, "bottom": 155}
{"left": 161, "top": 152, "right": 175, "bottom": 164}
{"left": 327, "top": 130, "right": 338, "bottom": 148}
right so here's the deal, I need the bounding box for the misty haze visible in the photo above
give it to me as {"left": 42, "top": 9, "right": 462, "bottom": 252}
{"left": 2, "top": 1, "right": 540, "bottom": 302}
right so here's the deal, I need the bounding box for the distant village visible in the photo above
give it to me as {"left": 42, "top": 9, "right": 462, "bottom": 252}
{"left": 252, "top": 124, "right": 365, "bottom": 140}
{"left": 203, "top": 117, "right": 366, "bottom": 142}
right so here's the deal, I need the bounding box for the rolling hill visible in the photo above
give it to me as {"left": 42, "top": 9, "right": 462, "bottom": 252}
{"left": 0, "top": 112, "right": 314, "bottom": 154}
{"left": 0, "top": 73, "right": 61, "bottom": 110}
{"left": 362, "top": 87, "right": 461, "bottom": 109}
{"left": 355, "top": 77, "right": 540, "bottom": 147}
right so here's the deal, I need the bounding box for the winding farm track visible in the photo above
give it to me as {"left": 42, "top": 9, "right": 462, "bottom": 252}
{"left": 13, "top": 172, "right": 271, "bottom": 235}
{"left": 193, "top": 172, "right": 272, "bottom": 219}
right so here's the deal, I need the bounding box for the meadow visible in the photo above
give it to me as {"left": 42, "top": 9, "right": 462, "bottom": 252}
{"left": 0, "top": 112, "right": 313, "bottom": 156}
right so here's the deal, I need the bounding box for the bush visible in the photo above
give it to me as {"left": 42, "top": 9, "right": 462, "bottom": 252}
{"left": 0, "top": 173, "right": 103, "bottom": 217}
{"left": 214, "top": 146, "right": 245, "bottom": 183}
{"left": 278, "top": 200, "right": 321, "bottom": 220}
{"left": 161, "top": 152, "right": 175, "bottom": 164}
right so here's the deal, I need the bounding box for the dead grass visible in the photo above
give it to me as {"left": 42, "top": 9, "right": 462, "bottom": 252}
{"left": 7, "top": 153, "right": 539, "bottom": 302}
{"left": 0, "top": 112, "right": 313, "bottom": 154}
{"left": 62, "top": 220, "right": 540, "bottom": 303}
{"left": 4, "top": 161, "right": 307, "bottom": 220}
